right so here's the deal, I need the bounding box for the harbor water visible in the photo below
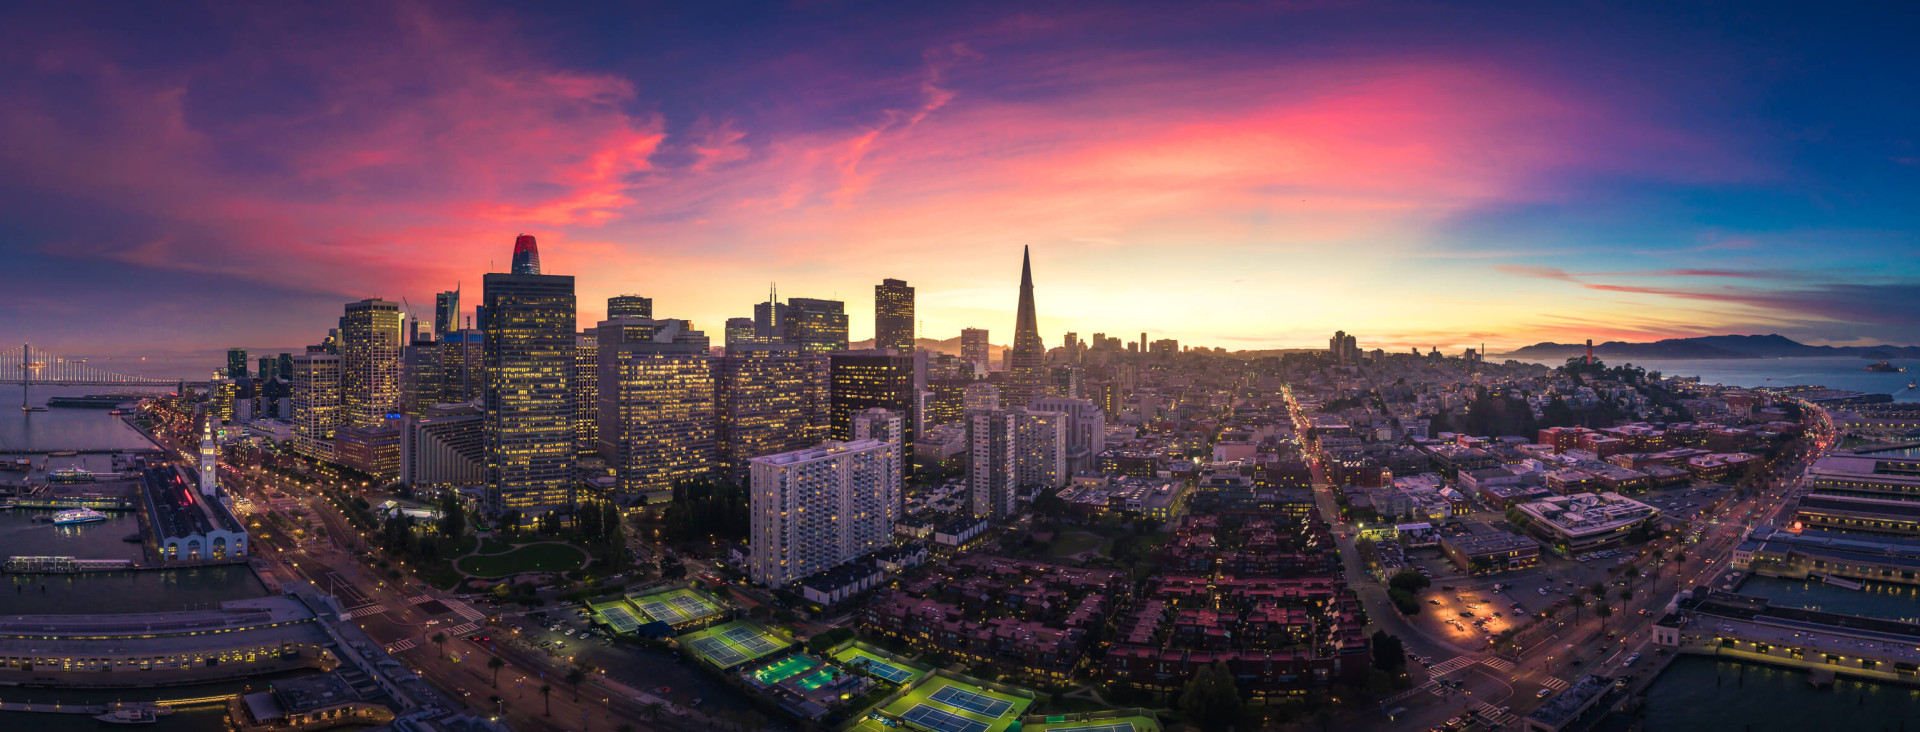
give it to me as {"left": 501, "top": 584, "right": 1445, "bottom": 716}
{"left": 0, "top": 386, "right": 168, "bottom": 453}
{"left": 1518, "top": 356, "right": 1920, "bottom": 403}
{"left": 1643, "top": 656, "right": 1920, "bottom": 732}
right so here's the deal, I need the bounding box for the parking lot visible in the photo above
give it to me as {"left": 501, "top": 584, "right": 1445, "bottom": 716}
{"left": 493, "top": 604, "right": 758, "bottom": 716}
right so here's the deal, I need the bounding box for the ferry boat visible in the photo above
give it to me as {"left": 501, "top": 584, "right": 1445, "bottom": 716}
{"left": 52, "top": 507, "right": 108, "bottom": 525}
{"left": 21, "top": 405, "right": 48, "bottom": 412}
{"left": 48, "top": 468, "right": 97, "bottom": 484}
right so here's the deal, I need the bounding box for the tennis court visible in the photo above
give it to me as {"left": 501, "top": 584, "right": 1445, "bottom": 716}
{"left": 626, "top": 587, "right": 725, "bottom": 626}
{"left": 592, "top": 602, "right": 642, "bottom": 634}
{"left": 879, "top": 675, "right": 1033, "bottom": 732}
{"left": 930, "top": 686, "right": 1013, "bottom": 717}
{"left": 677, "top": 620, "right": 793, "bottom": 669}
{"left": 832, "top": 645, "right": 921, "bottom": 684}
{"left": 1044, "top": 724, "right": 1136, "bottom": 732}
{"left": 753, "top": 655, "right": 818, "bottom": 685}
{"left": 900, "top": 704, "right": 990, "bottom": 732}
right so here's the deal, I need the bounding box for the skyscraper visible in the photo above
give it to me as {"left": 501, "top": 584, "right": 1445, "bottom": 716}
{"left": 785, "top": 298, "right": 848, "bottom": 353}
{"left": 277, "top": 353, "right": 293, "bottom": 382}
{"left": 1032, "top": 396, "right": 1106, "bottom": 474}
{"left": 510, "top": 234, "right": 541, "bottom": 275}
{"left": 596, "top": 320, "right": 715, "bottom": 498}
{"left": 291, "top": 353, "right": 342, "bottom": 461}
{"left": 874, "top": 278, "right": 915, "bottom": 354}
{"left": 853, "top": 407, "right": 906, "bottom": 511}
{"left": 256, "top": 356, "right": 276, "bottom": 383}
{"left": 483, "top": 259, "right": 576, "bottom": 517}
{"left": 1014, "top": 409, "right": 1067, "bottom": 489}
{"left": 829, "top": 351, "right": 916, "bottom": 478}
{"left": 1007, "top": 247, "right": 1046, "bottom": 406}
{"left": 435, "top": 289, "right": 461, "bottom": 340}
{"left": 716, "top": 345, "right": 830, "bottom": 482}
{"left": 226, "top": 348, "right": 248, "bottom": 379}
{"left": 402, "top": 339, "right": 445, "bottom": 418}
{"left": 341, "top": 299, "right": 405, "bottom": 429}
{"left": 573, "top": 330, "right": 598, "bottom": 458}
{"left": 960, "top": 328, "right": 989, "bottom": 375}
{"left": 724, "top": 317, "right": 757, "bottom": 351}
{"left": 747, "top": 439, "right": 900, "bottom": 588}
{"left": 607, "top": 295, "right": 652, "bottom": 320}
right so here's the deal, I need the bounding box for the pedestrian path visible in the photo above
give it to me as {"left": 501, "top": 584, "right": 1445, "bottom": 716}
{"left": 386, "top": 638, "right": 417, "bottom": 653}
{"left": 450, "top": 603, "right": 486, "bottom": 621}
{"left": 1481, "top": 657, "right": 1515, "bottom": 672}
{"left": 407, "top": 595, "right": 434, "bottom": 605}
{"left": 1381, "top": 681, "right": 1436, "bottom": 704}
{"left": 445, "top": 622, "right": 480, "bottom": 637}
{"left": 342, "top": 604, "right": 387, "bottom": 620}
{"left": 1540, "top": 676, "right": 1570, "bottom": 691}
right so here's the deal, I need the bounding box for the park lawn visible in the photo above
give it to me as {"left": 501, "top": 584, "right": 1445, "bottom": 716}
{"left": 1046, "top": 531, "right": 1106, "bottom": 558}
{"left": 457, "top": 543, "right": 588, "bottom": 577}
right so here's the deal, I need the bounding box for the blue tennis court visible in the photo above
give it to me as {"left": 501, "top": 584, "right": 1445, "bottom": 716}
{"left": 900, "top": 704, "right": 989, "bottom": 732}
{"left": 852, "top": 656, "right": 915, "bottom": 683}
{"left": 598, "top": 605, "right": 641, "bottom": 633}
{"left": 688, "top": 635, "right": 745, "bottom": 667}
{"left": 723, "top": 625, "right": 782, "bottom": 654}
{"left": 929, "top": 685, "right": 1013, "bottom": 718}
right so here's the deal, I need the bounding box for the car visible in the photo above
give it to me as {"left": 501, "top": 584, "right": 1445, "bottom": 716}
{"left": 1442, "top": 585, "right": 1456, "bottom": 591}
{"left": 1627, "top": 653, "right": 1641, "bottom": 664}
{"left": 1429, "top": 599, "right": 1441, "bottom": 605}
{"left": 1538, "top": 588, "right": 1547, "bottom": 595}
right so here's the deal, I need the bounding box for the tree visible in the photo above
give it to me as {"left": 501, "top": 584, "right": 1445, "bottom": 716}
{"left": 487, "top": 656, "right": 506, "bottom": 687}
{"left": 566, "top": 667, "right": 587, "bottom": 701}
{"left": 1595, "top": 602, "right": 1613, "bottom": 632}
{"left": 437, "top": 492, "right": 465, "bottom": 543}
{"left": 1388, "top": 570, "right": 1431, "bottom": 594}
{"left": 640, "top": 702, "right": 664, "bottom": 721}
{"left": 1370, "top": 630, "right": 1406, "bottom": 672}
{"left": 1569, "top": 591, "right": 1587, "bottom": 624}
{"left": 539, "top": 683, "right": 553, "bottom": 716}
{"left": 431, "top": 631, "right": 447, "bottom": 658}
{"left": 1179, "top": 660, "right": 1243, "bottom": 729}
{"left": 1388, "top": 588, "right": 1422, "bottom": 615}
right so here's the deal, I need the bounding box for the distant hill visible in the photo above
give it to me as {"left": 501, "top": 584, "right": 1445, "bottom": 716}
{"left": 1499, "top": 334, "right": 1920, "bottom": 361}
{"left": 848, "top": 336, "right": 1006, "bottom": 355}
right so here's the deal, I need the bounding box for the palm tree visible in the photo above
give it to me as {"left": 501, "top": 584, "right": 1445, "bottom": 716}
{"left": 1595, "top": 602, "right": 1613, "bottom": 633}
{"left": 487, "top": 656, "right": 505, "bottom": 687}
{"left": 431, "top": 631, "right": 447, "bottom": 658}
{"left": 640, "top": 703, "right": 664, "bottom": 721}
{"left": 1624, "top": 567, "right": 1641, "bottom": 594}
{"left": 566, "top": 667, "right": 587, "bottom": 701}
{"left": 1569, "top": 591, "right": 1587, "bottom": 624}
{"left": 540, "top": 684, "right": 553, "bottom": 716}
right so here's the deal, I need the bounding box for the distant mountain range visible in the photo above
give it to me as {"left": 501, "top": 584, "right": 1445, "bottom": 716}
{"left": 1499, "top": 334, "right": 1920, "bottom": 361}
{"left": 847, "top": 336, "right": 1006, "bottom": 355}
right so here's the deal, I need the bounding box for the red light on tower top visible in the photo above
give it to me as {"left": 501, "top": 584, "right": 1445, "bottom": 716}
{"left": 511, "top": 234, "right": 541, "bottom": 275}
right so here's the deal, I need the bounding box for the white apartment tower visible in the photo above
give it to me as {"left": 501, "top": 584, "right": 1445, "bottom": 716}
{"left": 748, "top": 440, "right": 900, "bottom": 587}
{"left": 966, "top": 408, "right": 1018, "bottom": 519}
{"left": 1014, "top": 408, "right": 1068, "bottom": 489}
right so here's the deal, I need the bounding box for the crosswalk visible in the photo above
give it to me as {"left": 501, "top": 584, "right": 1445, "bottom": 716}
{"left": 445, "top": 622, "right": 480, "bottom": 637}
{"left": 406, "top": 595, "right": 434, "bottom": 605}
{"left": 1481, "top": 657, "right": 1515, "bottom": 672}
{"left": 1473, "top": 701, "right": 1518, "bottom": 727}
{"left": 341, "top": 604, "right": 387, "bottom": 620}
{"left": 1540, "top": 676, "right": 1570, "bottom": 691}
{"left": 1428, "top": 655, "right": 1479, "bottom": 676}
{"left": 386, "top": 639, "right": 417, "bottom": 653}
{"left": 450, "top": 603, "right": 486, "bottom": 622}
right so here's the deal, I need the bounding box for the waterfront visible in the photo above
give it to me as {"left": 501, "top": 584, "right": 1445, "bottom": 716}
{"left": 0, "top": 385, "right": 165, "bottom": 453}
{"left": 1, "top": 565, "right": 267, "bottom": 615}
{"left": 1644, "top": 656, "right": 1920, "bottom": 732}
{"left": 1519, "top": 356, "right": 1920, "bottom": 403}
{"left": 1736, "top": 574, "right": 1920, "bottom": 623}
{"left": 0, "top": 669, "right": 326, "bottom": 732}
{"left": 0, "top": 505, "right": 147, "bottom": 564}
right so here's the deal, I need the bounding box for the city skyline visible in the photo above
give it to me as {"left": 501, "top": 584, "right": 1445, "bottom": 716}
{"left": 2, "top": 3, "right": 1917, "bottom": 356}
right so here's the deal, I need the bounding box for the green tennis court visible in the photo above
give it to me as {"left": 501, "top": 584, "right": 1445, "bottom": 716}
{"left": 678, "top": 620, "right": 793, "bottom": 669}
{"left": 626, "top": 586, "right": 724, "bottom": 626}
{"left": 753, "top": 655, "right": 818, "bottom": 684}
{"left": 832, "top": 645, "right": 923, "bottom": 684}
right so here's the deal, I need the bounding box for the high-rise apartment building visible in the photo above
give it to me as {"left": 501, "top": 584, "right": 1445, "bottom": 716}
{"left": 874, "top": 278, "right": 915, "bottom": 354}
{"left": 607, "top": 295, "right": 652, "bottom": 320}
{"left": 341, "top": 298, "right": 404, "bottom": 429}
{"left": 853, "top": 407, "right": 906, "bottom": 511}
{"left": 747, "top": 439, "right": 900, "bottom": 587}
{"left": 256, "top": 356, "right": 277, "bottom": 383}
{"left": 966, "top": 408, "right": 1017, "bottom": 519}
{"left": 596, "top": 321, "right": 715, "bottom": 499}
{"left": 1031, "top": 396, "right": 1107, "bottom": 474}
{"left": 1014, "top": 409, "right": 1067, "bottom": 490}
{"left": 277, "top": 353, "right": 293, "bottom": 383}
{"left": 510, "top": 234, "right": 541, "bottom": 275}
{"left": 960, "top": 328, "right": 989, "bottom": 375}
{"left": 291, "top": 353, "right": 342, "bottom": 462}
{"left": 402, "top": 405, "right": 485, "bottom": 489}
{"left": 226, "top": 348, "right": 248, "bottom": 379}
{"left": 829, "top": 351, "right": 916, "bottom": 477}
{"left": 573, "top": 330, "right": 599, "bottom": 458}
{"left": 785, "top": 298, "right": 848, "bottom": 353}
{"left": 963, "top": 382, "right": 1001, "bottom": 412}
{"left": 483, "top": 265, "right": 576, "bottom": 517}
{"left": 435, "top": 289, "right": 461, "bottom": 340}
{"left": 716, "top": 345, "right": 830, "bottom": 482}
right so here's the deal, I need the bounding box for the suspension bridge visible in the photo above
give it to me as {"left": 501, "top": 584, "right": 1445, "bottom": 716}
{"left": 0, "top": 344, "right": 196, "bottom": 408}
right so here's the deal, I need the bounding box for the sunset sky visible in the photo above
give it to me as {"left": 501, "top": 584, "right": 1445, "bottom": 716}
{"left": 3, "top": 1, "right": 1917, "bottom": 357}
